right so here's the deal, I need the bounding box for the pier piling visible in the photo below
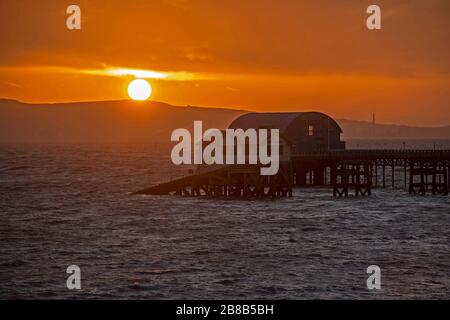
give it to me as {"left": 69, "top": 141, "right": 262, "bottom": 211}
{"left": 135, "top": 150, "right": 449, "bottom": 198}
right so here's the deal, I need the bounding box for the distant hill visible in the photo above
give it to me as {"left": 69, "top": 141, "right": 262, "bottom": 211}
{"left": 0, "top": 99, "right": 449, "bottom": 143}
{"left": 338, "top": 119, "right": 450, "bottom": 140}
{"left": 0, "top": 99, "right": 243, "bottom": 143}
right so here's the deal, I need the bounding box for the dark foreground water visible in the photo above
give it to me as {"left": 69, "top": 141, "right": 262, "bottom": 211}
{"left": 0, "top": 142, "right": 449, "bottom": 299}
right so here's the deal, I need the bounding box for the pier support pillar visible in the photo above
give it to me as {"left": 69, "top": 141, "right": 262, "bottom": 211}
{"left": 313, "top": 166, "right": 325, "bottom": 186}
{"left": 295, "top": 168, "right": 307, "bottom": 186}
{"left": 374, "top": 164, "right": 378, "bottom": 188}
{"left": 392, "top": 165, "right": 395, "bottom": 189}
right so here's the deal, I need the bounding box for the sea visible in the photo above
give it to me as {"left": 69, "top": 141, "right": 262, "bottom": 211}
{"left": 1, "top": 140, "right": 449, "bottom": 299}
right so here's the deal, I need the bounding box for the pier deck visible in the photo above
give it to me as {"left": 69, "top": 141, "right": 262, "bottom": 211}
{"left": 135, "top": 149, "right": 450, "bottom": 198}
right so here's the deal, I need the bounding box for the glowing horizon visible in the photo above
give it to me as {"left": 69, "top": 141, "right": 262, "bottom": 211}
{"left": 0, "top": 1, "right": 449, "bottom": 126}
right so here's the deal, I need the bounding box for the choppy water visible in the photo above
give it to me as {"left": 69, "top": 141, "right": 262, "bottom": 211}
{"left": 0, "top": 143, "right": 449, "bottom": 299}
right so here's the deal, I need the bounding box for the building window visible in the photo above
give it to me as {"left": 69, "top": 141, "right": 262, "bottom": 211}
{"left": 308, "top": 125, "right": 314, "bottom": 136}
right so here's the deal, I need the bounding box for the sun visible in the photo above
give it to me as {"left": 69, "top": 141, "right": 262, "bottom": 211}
{"left": 128, "top": 79, "right": 152, "bottom": 101}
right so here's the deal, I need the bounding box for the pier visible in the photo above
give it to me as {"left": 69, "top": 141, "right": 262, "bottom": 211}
{"left": 135, "top": 149, "right": 450, "bottom": 198}
{"left": 135, "top": 162, "right": 293, "bottom": 198}
{"left": 292, "top": 149, "right": 449, "bottom": 197}
{"left": 135, "top": 112, "right": 449, "bottom": 198}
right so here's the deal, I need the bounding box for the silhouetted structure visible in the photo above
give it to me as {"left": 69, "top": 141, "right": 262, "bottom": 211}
{"left": 293, "top": 150, "right": 449, "bottom": 197}
{"left": 136, "top": 163, "right": 293, "bottom": 199}
{"left": 229, "top": 112, "right": 346, "bottom": 153}
{"left": 135, "top": 113, "right": 449, "bottom": 198}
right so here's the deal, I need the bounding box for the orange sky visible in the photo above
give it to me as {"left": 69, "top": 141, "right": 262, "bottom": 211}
{"left": 0, "top": 0, "right": 449, "bottom": 126}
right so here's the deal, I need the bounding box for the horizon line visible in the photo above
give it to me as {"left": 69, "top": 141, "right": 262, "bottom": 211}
{"left": 1, "top": 97, "right": 449, "bottom": 129}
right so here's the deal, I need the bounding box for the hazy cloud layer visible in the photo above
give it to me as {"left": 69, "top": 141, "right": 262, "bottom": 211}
{"left": 0, "top": 0, "right": 449, "bottom": 125}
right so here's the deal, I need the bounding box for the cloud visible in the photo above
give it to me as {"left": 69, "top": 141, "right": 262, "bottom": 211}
{"left": 0, "top": 65, "right": 214, "bottom": 82}
{"left": 0, "top": 1, "right": 448, "bottom": 77}
{"left": 163, "top": 0, "right": 190, "bottom": 10}
{"left": 182, "top": 47, "right": 210, "bottom": 62}
{"left": 3, "top": 81, "right": 23, "bottom": 89}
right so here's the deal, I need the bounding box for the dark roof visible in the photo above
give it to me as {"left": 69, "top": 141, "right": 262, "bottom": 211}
{"left": 229, "top": 112, "right": 343, "bottom": 134}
